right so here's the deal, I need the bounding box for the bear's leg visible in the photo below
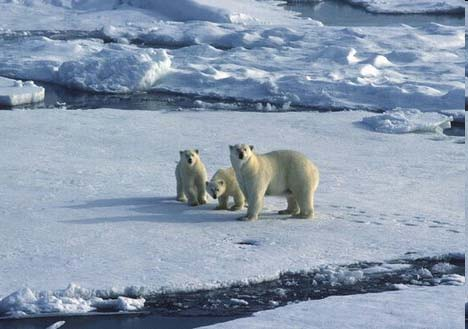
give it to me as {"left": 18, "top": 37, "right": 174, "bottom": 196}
{"left": 215, "top": 195, "right": 228, "bottom": 210}
{"left": 176, "top": 169, "right": 187, "bottom": 202}
{"left": 278, "top": 194, "right": 299, "bottom": 215}
{"left": 230, "top": 191, "right": 245, "bottom": 211}
{"left": 238, "top": 192, "right": 264, "bottom": 221}
{"left": 185, "top": 187, "right": 199, "bottom": 206}
{"left": 295, "top": 189, "right": 315, "bottom": 219}
{"left": 196, "top": 179, "right": 207, "bottom": 205}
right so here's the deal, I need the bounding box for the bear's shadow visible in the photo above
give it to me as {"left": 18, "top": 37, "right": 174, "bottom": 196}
{"left": 63, "top": 196, "right": 240, "bottom": 224}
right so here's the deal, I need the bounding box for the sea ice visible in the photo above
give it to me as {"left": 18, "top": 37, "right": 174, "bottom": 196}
{"left": 0, "top": 77, "right": 44, "bottom": 106}
{"left": 362, "top": 108, "right": 453, "bottom": 133}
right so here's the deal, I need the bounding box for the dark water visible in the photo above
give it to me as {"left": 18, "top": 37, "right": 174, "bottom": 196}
{"left": 0, "top": 255, "right": 463, "bottom": 329}
{"left": 283, "top": 0, "right": 463, "bottom": 26}
{"left": 0, "top": 313, "right": 240, "bottom": 329}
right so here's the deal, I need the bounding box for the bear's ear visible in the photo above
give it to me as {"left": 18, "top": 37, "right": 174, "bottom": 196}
{"left": 195, "top": 149, "right": 199, "bottom": 154}
{"left": 249, "top": 145, "right": 254, "bottom": 151}
{"left": 179, "top": 150, "right": 184, "bottom": 155}
{"left": 229, "top": 145, "right": 234, "bottom": 150}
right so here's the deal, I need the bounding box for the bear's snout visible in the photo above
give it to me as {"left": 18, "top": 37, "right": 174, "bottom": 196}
{"left": 239, "top": 152, "right": 244, "bottom": 160}
{"left": 212, "top": 194, "right": 217, "bottom": 199}
{"left": 188, "top": 158, "right": 193, "bottom": 164}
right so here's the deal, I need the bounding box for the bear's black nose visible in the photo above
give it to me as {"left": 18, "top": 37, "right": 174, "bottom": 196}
{"left": 213, "top": 194, "right": 217, "bottom": 199}
{"left": 188, "top": 159, "right": 193, "bottom": 164}
{"left": 239, "top": 152, "right": 244, "bottom": 160}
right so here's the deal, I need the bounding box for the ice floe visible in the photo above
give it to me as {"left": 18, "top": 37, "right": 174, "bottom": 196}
{"left": 362, "top": 108, "right": 453, "bottom": 134}
{"left": 0, "top": 76, "right": 44, "bottom": 106}
{"left": 0, "top": 109, "right": 463, "bottom": 303}
{"left": 1, "top": 22, "right": 462, "bottom": 111}
{"left": 200, "top": 286, "right": 464, "bottom": 329}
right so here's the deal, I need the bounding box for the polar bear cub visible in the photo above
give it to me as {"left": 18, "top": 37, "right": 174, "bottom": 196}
{"left": 206, "top": 167, "right": 245, "bottom": 211}
{"left": 229, "top": 144, "right": 319, "bottom": 221}
{"left": 175, "top": 149, "right": 207, "bottom": 206}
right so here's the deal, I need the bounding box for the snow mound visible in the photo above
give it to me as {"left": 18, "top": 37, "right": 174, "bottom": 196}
{"left": 0, "top": 283, "right": 145, "bottom": 317}
{"left": 0, "top": 77, "right": 44, "bottom": 106}
{"left": 362, "top": 108, "right": 453, "bottom": 134}
{"left": 57, "top": 46, "right": 171, "bottom": 93}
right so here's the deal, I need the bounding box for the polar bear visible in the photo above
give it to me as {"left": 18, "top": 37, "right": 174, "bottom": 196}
{"left": 206, "top": 167, "right": 245, "bottom": 211}
{"left": 229, "top": 144, "right": 319, "bottom": 221}
{"left": 175, "top": 149, "right": 207, "bottom": 206}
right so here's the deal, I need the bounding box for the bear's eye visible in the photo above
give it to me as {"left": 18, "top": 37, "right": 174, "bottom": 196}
{"left": 216, "top": 189, "right": 219, "bottom": 192}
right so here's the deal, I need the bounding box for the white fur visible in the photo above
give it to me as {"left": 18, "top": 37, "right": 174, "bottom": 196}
{"left": 206, "top": 167, "right": 245, "bottom": 211}
{"left": 175, "top": 149, "right": 207, "bottom": 206}
{"left": 230, "top": 144, "right": 319, "bottom": 221}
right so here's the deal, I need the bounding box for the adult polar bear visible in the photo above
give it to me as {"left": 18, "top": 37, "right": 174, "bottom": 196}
{"left": 229, "top": 144, "right": 319, "bottom": 221}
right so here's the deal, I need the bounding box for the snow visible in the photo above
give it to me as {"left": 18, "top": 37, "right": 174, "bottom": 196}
{"left": 0, "top": 108, "right": 463, "bottom": 313}
{"left": 0, "top": 77, "right": 44, "bottom": 106}
{"left": 343, "top": 0, "right": 464, "bottom": 15}
{"left": 0, "top": 283, "right": 145, "bottom": 317}
{"left": 362, "top": 108, "right": 453, "bottom": 134}
{"left": 0, "top": 22, "right": 463, "bottom": 111}
{"left": 200, "top": 286, "right": 464, "bottom": 329}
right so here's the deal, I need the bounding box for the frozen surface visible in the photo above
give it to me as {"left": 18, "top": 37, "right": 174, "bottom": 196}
{"left": 362, "top": 108, "right": 453, "bottom": 134}
{"left": 200, "top": 286, "right": 464, "bottom": 329}
{"left": 344, "top": 0, "right": 464, "bottom": 14}
{"left": 0, "top": 76, "right": 44, "bottom": 106}
{"left": 0, "top": 109, "right": 463, "bottom": 308}
{"left": 0, "top": 22, "right": 463, "bottom": 111}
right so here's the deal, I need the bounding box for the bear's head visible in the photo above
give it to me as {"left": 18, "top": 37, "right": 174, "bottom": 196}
{"left": 180, "top": 149, "right": 200, "bottom": 166}
{"left": 229, "top": 144, "right": 254, "bottom": 166}
{"left": 205, "top": 179, "right": 226, "bottom": 200}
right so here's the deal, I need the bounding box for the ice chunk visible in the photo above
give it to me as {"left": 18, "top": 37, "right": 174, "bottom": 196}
{"left": 0, "top": 288, "right": 38, "bottom": 315}
{"left": 362, "top": 108, "right": 452, "bottom": 134}
{"left": 0, "top": 284, "right": 144, "bottom": 317}
{"left": 45, "top": 321, "right": 66, "bottom": 329}
{"left": 57, "top": 47, "right": 171, "bottom": 93}
{"left": 0, "top": 77, "right": 45, "bottom": 106}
